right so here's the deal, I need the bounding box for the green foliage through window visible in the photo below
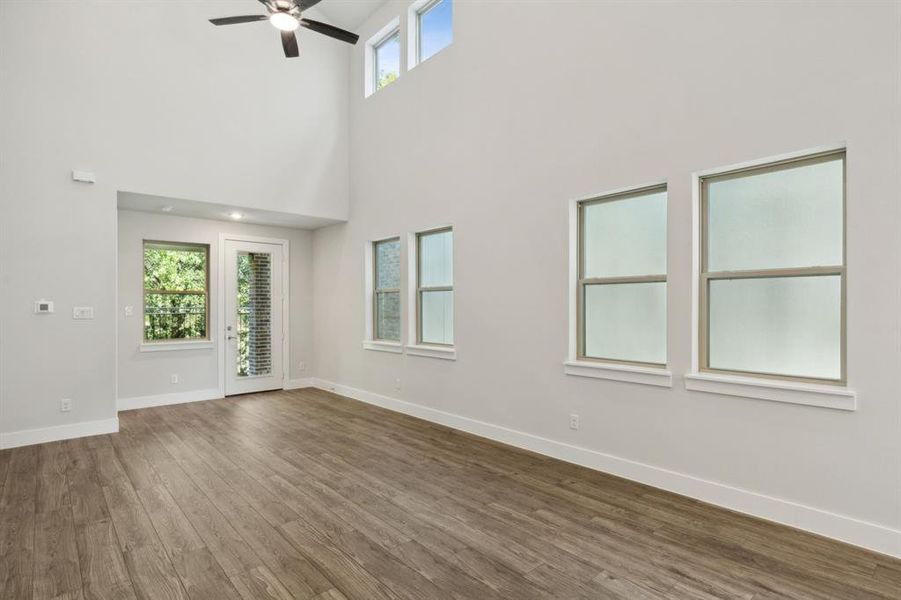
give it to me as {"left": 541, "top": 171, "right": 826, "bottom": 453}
{"left": 144, "top": 242, "right": 209, "bottom": 341}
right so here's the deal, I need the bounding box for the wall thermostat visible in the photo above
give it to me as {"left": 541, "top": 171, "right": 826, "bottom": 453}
{"left": 35, "top": 300, "right": 54, "bottom": 314}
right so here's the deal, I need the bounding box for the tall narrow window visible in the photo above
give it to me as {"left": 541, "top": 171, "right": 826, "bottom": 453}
{"left": 416, "top": 227, "right": 453, "bottom": 345}
{"left": 411, "top": 0, "right": 452, "bottom": 66}
{"left": 374, "top": 238, "right": 401, "bottom": 341}
{"left": 578, "top": 186, "right": 667, "bottom": 366}
{"left": 374, "top": 28, "right": 400, "bottom": 91}
{"left": 143, "top": 241, "right": 209, "bottom": 342}
{"left": 700, "top": 150, "right": 845, "bottom": 383}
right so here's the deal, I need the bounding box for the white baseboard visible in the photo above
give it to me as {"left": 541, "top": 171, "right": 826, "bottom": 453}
{"left": 0, "top": 417, "right": 119, "bottom": 450}
{"left": 117, "top": 388, "right": 222, "bottom": 411}
{"left": 284, "top": 378, "right": 314, "bottom": 390}
{"left": 309, "top": 378, "right": 901, "bottom": 559}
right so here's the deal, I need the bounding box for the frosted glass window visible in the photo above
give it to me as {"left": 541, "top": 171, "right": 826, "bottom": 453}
{"left": 418, "top": 0, "right": 453, "bottom": 63}
{"left": 700, "top": 150, "right": 845, "bottom": 382}
{"left": 584, "top": 283, "right": 666, "bottom": 365}
{"left": 421, "top": 290, "right": 453, "bottom": 345}
{"left": 375, "top": 239, "right": 400, "bottom": 289}
{"left": 419, "top": 229, "right": 453, "bottom": 287}
{"left": 577, "top": 185, "right": 667, "bottom": 365}
{"left": 373, "top": 238, "right": 401, "bottom": 342}
{"left": 707, "top": 156, "right": 844, "bottom": 272}
{"left": 375, "top": 291, "right": 400, "bottom": 341}
{"left": 374, "top": 31, "right": 400, "bottom": 91}
{"left": 708, "top": 276, "right": 841, "bottom": 380}
{"left": 582, "top": 189, "right": 667, "bottom": 279}
{"left": 416, "top": 228, "right": 454, "bottom": 346}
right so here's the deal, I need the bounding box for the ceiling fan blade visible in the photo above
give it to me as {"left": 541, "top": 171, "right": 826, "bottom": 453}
{"left": 300, "top": 18, "right": 359, "bottom": 45}
{"left": 299, "top": 0, "right": 324, "bottom": 9}
{"left": 210, "top": 15, "right": 268, "bottom": 26}
{"left": 281, "top": 30, "right": 300, "bottom": 58}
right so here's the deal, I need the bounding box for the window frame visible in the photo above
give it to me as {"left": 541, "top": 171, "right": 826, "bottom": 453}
{"left": 408, "top": 0, "right": 452, "bottom": 68}
{"left": 367, "top": 20, "right": 401, "bottom": 96}
{"left": 415, "top": 226, "right": 454, "bottom": 347}
{"left": 698, "top": 149, "right": 847, "bottom": 386}
{"left": 576, "top": 184, "right": 668, "bottom": 368}
{"left": 372, "top": 237, "right": 401, "bottom": 342}
{"left": 142, "top": 240, "right": 210, "bottom": 343}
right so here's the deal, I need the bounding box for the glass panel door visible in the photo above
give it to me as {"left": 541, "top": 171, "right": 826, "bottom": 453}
{"left": 225, "top": 240, "right": 284, "bottom": 396}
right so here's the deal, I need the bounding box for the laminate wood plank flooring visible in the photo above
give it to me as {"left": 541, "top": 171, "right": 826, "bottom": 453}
{"left": 0, "top": 388, "right": 898, "bottom": 599}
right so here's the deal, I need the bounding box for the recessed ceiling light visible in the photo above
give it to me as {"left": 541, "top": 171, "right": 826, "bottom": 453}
{"left": 161, "top": 205, "right": 174, "bottom": 213}
{"left": 270, "top": 12, "right": 299, "bottom": 31}
{"left": 230, "top": 212, "right": 243, "bottom": 220}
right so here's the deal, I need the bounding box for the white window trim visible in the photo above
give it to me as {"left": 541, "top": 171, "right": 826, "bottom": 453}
{"left": 139, "top": 340, "right": 215, "bottom": 353}
{"left": 405, "top": 226, "right": 456, "bottom": 360}
{"left": 363, "top": 236, "right": 402, "bottom": 352}
{"left": 687, "top": 143, "right": 857, "bottom": 410}
{"left": 407, "top": 0, "right": 452, "bottom": 70}
{"left": 362, "top": 340, "right": 404, "bottom": 354}
{"left": 564, "top": 182, "right": 671, "bottom": 388}
{"left": 364, "top": 17, "right": 401, "bottom": 98}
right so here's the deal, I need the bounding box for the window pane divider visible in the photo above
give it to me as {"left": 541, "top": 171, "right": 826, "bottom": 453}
{"left": 144, "top": 289, "right": 207, "bottom": 295}
{"left": 580, "top": 274, "right": 666, "bottom": 285}
{"left": 704, "top": 265, "right": 843, "bottom": 281}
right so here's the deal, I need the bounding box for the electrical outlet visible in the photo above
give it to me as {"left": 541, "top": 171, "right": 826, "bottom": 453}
{"left": 394, "top": 377, "right": 402, "bottom": 391}
{"left": 298, "top": 361, "right": 306, "bottom": 371}
{"left": 171, "top": 374, "right": 179, "bottom": 384}
{"left": 60, "top": 398, "right": 72, "bottom": 412}
{"left": 569, "top": 413, "right": 580, "bottom": 430}
{"left": 124, "top": 305, "right": 134, "bottom": 317}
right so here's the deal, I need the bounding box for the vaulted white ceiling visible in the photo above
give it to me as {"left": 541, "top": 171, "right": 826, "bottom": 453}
{"left": 315, "top": 0, "right": 389, "bottom": 29}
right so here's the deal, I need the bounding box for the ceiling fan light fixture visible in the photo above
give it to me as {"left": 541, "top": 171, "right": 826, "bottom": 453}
{"left": 270, "top": 12, "right": 299, "bottom": 31}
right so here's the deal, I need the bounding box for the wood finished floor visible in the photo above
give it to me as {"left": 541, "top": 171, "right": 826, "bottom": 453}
{"left": 0, "top": 389, "right": 899, "bottom": 600}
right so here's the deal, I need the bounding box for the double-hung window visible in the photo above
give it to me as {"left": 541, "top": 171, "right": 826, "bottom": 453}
{"left": 699, "top": 150, "right": 845, "bottom": 383}
{"left": 373, "top": 238, "right": 401, "bottom": 341}
{"left": 577, "top": 186, "right": 667, "bottom": 366}
{"left": 416, "top": 227, "right": 454, "bottom": 346}
{"left": 143, "top": 241, "right": 209, "bottom": 342}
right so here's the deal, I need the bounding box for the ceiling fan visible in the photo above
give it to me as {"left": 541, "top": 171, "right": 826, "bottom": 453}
{"left": 210, "top": 0, "right": 359, "bottom": 58}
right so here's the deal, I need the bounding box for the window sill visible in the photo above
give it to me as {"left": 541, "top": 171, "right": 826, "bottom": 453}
{"left": 362, "top": 340, "right": 403, "bottom": 354}
{"left": 139, "top": 340, "right": 214, "bottom": 353}
{"left": 683, "top": 372, "right": 856, "bottom": 411}
{"left": 405, "top": 344, "right": 456, "bottom": 361}
{"left": 564, "top": 360, "right": 672, "bottom": 388}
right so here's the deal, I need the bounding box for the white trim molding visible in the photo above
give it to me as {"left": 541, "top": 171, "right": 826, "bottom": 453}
{"left": 405, "top": 344, "right": 456, "bottom": 360}
{"left": 363, "top": 340, "right": 403, "bottom": 354}
{"left": 0, "top": 417, "right": 119, "bottom": 450}
{"left": 118, "top": 388, "right": 222, "bottom": 412}
{"left": 139, "top": 340, "right": 215, "bottom": 353}
{"left": 308, "top": 378, "right": 900, "bottom": 559}
{"left": 564, "top": 360, "right": 672, "bottom": 388}
{"left": 284, "top": 378, "right": 314, "bottom": 390}
{"left": 684, "top": 372, "right": 857, "bottom": 411}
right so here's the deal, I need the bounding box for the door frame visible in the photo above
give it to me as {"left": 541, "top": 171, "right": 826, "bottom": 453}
{"left": 217, "top": 233, "right": 290, "bottom": 396}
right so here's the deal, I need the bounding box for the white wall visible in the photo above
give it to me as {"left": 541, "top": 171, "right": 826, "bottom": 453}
{"left": 313, "top": 1, "right": 901, "bottom": 554}
{"left": 117, "top": 210, "right": 314, "bottom": 404}
{"left": 0, "top": 0, "right": 349, "bottom": 441}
